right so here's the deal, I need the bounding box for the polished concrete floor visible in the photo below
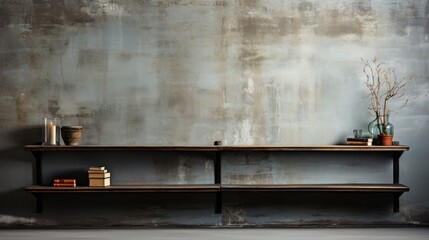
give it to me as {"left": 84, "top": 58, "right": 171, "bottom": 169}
{"left": 1, "top": 228, "right": 429, "bottom": 240}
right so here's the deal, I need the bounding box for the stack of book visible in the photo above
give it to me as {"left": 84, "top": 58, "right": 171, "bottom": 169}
{"left": 346, "top": 137, "right": 373, "bottom": 146}
{"left": 88, "top": 166, "right": 110, "bottom": 187}
{"left": 53, "top": 179, "right": 76, "bottom": 187}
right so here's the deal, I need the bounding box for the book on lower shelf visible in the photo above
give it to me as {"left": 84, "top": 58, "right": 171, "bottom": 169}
{"left": 54, "top": 179, "right": 76, "bottom": 183}
{"left": 88, "top": 166, "right": 110, "bottom": 187}
{"left": 53, "top": 179, "right": 76, "bottom": 187}
{"left": 346, "top": 141, "right": 373, "bottom": 146}
{"left": 89, "top": 166, "right": 105, "bottom": 171}
{"left": 88, "top": 169, "right": 107, "bottom": 173}
{"left": 88, "top": 172, "right": 110, "bottom": 179}
{"left": 89, "top": 178, "right": 110, "bottom": 187}
{"left": 347, "top": 137, "right": 373, "bottom": 142}
{"left": 346, "top": 137, "right": 373, "bottom": 146}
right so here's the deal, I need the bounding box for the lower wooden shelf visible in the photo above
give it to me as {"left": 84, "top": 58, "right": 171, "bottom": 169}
{"left": 25, "top": 183, "right": 410, "bottom": 193}
{"left": 25, "top": 184, "right": 221, "bottom": 193}
{"left": 221, "top": 184, "right": 410, "bottom": 193}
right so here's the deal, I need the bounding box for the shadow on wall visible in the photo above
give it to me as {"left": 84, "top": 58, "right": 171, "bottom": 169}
{"left": 0, "top": 147, "right": 36, "bottom": 216}
{"left": 1, "top": 125, "right": 41, "bottom": 183}
{"left": 4, "top": 125, "right": 41, "bottom": 146}
{"left": 0, "top": 126, "right": 41, "bottom": 216}
{"left": 0, "top": 188, "right": 34, "bottom": 216}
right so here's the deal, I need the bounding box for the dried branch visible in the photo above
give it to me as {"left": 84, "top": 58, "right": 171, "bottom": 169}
{"left": 361, "top": 58, "right": 413, "bottom": 135}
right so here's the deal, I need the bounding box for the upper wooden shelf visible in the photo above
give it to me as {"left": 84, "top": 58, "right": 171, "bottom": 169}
{"left": 24, "top": 145, "right": 218, "bottom": 152}
{"left": 24, "top": 145, "right": 410, "bottom": 152}
{"left": 219, "top": 145, "right": 410, "bottom": 152}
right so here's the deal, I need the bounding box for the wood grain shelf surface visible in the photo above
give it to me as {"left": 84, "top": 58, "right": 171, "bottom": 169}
{"left": 24, "top": 145, "right": 219, "bottom": 152}
{"left": 220, "top": 145, "right": 410, "bottom": 151}
{"left": 24, "top": 145, "right": 410, "bottom": 152}
{"left": 221, "top": 184, "right": 410, "bottom": 192}
{"left": 25, "top": 185, "right": 221, "bottom": 193}
{"left": 25, "top": 184, "right": 409, "bottom": 193}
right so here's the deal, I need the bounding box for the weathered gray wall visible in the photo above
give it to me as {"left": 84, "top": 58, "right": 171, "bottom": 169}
{"left": 0, "top": 0, "right": 428, "bottom": 227}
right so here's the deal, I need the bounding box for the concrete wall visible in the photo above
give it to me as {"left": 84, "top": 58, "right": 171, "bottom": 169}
{"left": 0, "top": 0, "right": 428, "bottom": 227}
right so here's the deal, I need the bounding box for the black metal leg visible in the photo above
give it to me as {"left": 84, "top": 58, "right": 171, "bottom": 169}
{"left": 33, "top": 152, "right": 42, "bottom": 185}
{"left": 214, "top": 141, "right": 222, "bottom": 185}
{"left": 215, "top": 192, "right": 222, "bottom": 214}
{"left": 32, "top": 152, "right": 44, "bottom": 213}
{"left": 393, "top": 193, "right": 400, "bottom": 212}
{"left": 215, "top": 152, "right": 221, "bottom": 185}
{"left": 393, "top": 152, "right": 403, "bottom": 212}
{"left": 214, "top": 152, "right": 222, "bottom": 214}
{"left": 214, "top": 141, "right": 222, "bottom": 214}
{"left": 393, "top": 154, "right": 400, "bottom": 184}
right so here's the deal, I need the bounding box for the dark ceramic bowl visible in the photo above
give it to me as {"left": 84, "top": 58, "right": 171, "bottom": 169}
{"left": 61, "top": 126, "right": 83, "bottom": 145}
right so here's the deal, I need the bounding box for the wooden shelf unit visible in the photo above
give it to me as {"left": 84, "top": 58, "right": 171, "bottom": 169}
{"left": 24, "top": 145, "right": 410, "bottom": 214}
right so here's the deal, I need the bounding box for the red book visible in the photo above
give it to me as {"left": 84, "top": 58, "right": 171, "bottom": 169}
{"left": 53, "top": 183, "right": 76, "bottom": 187}
{"left": 54, "top": 179, "right": 76, "bottom": 183}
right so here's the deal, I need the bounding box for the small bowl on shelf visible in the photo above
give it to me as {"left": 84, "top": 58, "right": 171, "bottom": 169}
{"left": 61, "top": 126, "right": 83, "bottom": 146}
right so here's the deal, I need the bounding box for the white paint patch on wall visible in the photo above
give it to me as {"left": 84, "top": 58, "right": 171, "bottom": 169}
{"left": 82, "top": 0, "right": 125, "bottom": 17}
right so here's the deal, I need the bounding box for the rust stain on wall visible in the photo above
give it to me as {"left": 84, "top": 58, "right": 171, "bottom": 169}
{"left": 15, "top": 93, "right": 33, "bottom": 123}
{"left": 239, "top": 48, "right": 265, "bottom": 66}
{"left": 315, "top": 20, "right": 363, "bottom": 37}
{"left": 214, "top": 1, "right": 229, "bottom": 8}
{"left": 48, "top": 100, "right": 60, "bottom": 116}
{"left": 239, "top": 0, "right": 259, "bottom": 8}
{"left": 278, "top": 17, "right": 302, "bottom": 35}
{"left": 77, "top": 49, "right": 109, "bottom": 72}
{"left": 30, "top": 1, "right": 95, "bottom": 26}
{"left": 0, "top": 4, "right": 11, "bottom": 28}
{"left": 314, "top": 10, "right": 364, "bottom": 37}
{"left": 237, "top": 14, "right": 282, "bottom": 44}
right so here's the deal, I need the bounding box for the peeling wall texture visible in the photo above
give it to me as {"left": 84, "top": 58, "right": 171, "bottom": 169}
{"left": 0, "top": 0, "right": 429, "bottom": 227}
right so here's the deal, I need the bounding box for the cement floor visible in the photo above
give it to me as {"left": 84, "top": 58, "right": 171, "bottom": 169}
{"left": 0, "top": 228, "right": 428, "bottom": 240}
